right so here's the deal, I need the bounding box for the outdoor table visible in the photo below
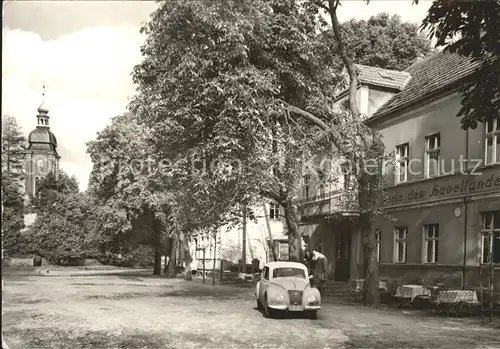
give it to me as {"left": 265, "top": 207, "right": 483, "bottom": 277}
{"left": 394, "top": 284, "right": 431, "bottom": 308}
{"left": 433, "top": 290, "right": 480, "bottom": 316}
{"left": 350, "top": 279, "right": 388, "bottom": 291}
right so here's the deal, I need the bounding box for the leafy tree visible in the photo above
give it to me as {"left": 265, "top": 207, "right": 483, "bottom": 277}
{"left": 30, "top": 170, "right": 79, "bottom": 209}
{"left": 86, "top": 113, "right": 171, "bottom": 275}
{"left": 130, "top": 0, "right": 429, "bottom": 304}
{"left": 1, "top": 115, "right": 26, "bottom": 255}
{"left": 270, "top": 0, "right": 390, "bottom": 307}
{"left": 25, "top": 172, "right": 93, "bottom": 264}
{"left": 337, "top": 12, "right": 432, "bottom": 70}
{"left": 130, "top": 0, "right": 340, "bottom": 264}
{"left": 2, "top": 115, "right": 26, "bottom": 180}
{"left": 2, "top": 176, "right": 26, "bottom": 255}
{"left": 87, "top": 111, "right": 245, "bottom": 277}
{"left": 418, "top": 0, "right": 500, "bottom": 129}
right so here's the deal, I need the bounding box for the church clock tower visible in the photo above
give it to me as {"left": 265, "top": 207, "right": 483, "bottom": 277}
{"left": 24, "top": 86, "right": 60, "bottom": 197}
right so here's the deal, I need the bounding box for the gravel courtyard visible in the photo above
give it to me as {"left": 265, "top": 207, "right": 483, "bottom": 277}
{"left": 2, "top": 269, "right": 499, "bottom": 349}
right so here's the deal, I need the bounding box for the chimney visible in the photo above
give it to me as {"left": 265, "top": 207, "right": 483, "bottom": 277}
{"left": 416, "top": 53, "right": 425, "bottom": 63}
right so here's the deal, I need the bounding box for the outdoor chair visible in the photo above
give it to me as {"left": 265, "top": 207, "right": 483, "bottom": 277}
{"left": 379, "top": 279, "right": 395, "bottom": 304}
{"left": 347, "top": 279, "right": 363, "bottom": 303}
{"left": 393, "top": 283, "right": 419, "bottom": 309}
{"left": 434, "top": 289, "right": 480, "bottom": 317}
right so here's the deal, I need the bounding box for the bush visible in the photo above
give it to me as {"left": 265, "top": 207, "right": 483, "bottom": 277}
{"left": 97, "top": 245, "right": 154, "bottom": 268}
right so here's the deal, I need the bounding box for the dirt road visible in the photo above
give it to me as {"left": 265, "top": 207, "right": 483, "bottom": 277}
{"left": 2, "top": 272, "right": 499, "bottom": 348}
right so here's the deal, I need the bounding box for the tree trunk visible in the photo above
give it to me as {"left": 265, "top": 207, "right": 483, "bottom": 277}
{"left": 163, "top": 254, "right": 168, "bottom": 274}
{"left": 283, "top": 201, "right": 302, "bottom": 262}
{"left": 358, "top": 171, "right": 380, "bottom": 307}
{"left": 182, "top": 238, "right": 193, "bottom": 281}
{"left": 153, "top": 249, "right": 162, "bottom": 275}
{"left": 242, "top": 205, "right": 247, "bottom": 268}
{"left": 166, "top": 237, "right": 177, "bottom": 278}
{"left": 362, "top": 228, "right": 379, "bottom": 307}
{"left": 327, "top": 0, "right": 360, "bottom": 120}
{"left": 328, "top": 1, "right": 381, "bottom": 306}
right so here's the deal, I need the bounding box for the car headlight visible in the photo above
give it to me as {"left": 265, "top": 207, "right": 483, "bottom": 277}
{"left": 275, "top": 295, "right": 284, "bottom": 303}
{"left": 307, "top": 296, "right": 316, "bottom": 304}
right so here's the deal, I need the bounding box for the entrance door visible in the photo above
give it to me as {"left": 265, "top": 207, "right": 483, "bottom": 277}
{"left": 335, "top": 231, "right": 351, "bottom": 281}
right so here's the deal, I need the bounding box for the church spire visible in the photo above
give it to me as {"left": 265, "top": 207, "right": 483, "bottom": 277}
{"left": 37, "top": 83, "right": 50, "bottom": 127}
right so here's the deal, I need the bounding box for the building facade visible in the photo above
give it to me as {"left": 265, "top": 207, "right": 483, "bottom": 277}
{"left": 190, "top": 203, "right": 288, "bottom": 271}
{"left": 366, "top": 53, "right": 500, "bottom": 292}
{"left": 298, "top": 53, "right": 500, "bottom": 295}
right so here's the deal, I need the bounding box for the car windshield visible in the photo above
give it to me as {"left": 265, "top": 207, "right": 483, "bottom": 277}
{"left": 272, "top": 267, "right": 306, "bottom": 279}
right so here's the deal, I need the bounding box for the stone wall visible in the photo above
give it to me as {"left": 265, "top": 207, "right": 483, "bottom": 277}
{"left": 2, "top": 257, "right": 102, "bottom": 268}
{"left": 2, "top": 258, "right": 34, "bottom": 267}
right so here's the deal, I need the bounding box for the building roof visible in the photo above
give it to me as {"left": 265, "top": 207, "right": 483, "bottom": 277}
{"left": 28, "top": 127, "right": 58, "bottom": 146}
{"left": 370, "top": 52, "right": 485, "bottom": 120}
{"left": 356, "top": 64, "right": 411, "bottom": 91}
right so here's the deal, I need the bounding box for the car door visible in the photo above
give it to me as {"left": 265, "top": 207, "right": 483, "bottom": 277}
{"left": 258, "top": 266, "right": 270, "bottom": 302}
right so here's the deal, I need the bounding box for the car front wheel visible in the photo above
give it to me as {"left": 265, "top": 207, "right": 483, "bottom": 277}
{"left": 264, "top": 296, "right": 274, "bottom": 318}
{"left": 257, "top": 299, "right": 263, "bottom": 310}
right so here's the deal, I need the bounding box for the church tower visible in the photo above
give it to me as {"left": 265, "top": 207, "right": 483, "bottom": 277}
{"left": 24, "top": 86, "right": 60, "bottom": 197}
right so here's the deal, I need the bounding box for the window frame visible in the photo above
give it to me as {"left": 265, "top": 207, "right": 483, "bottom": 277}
{"left": 278, "top": 241, "right": 289, "bottom": 261}
{"left": 481, "top": 211, "right": 500, "bottom": 265}
{"left": 339, "top": 162, "right": 352, "bottom": 190}
{"left": 263, "top": 266, "right": 270, "bottom": 280}
{"left": 393, "top": 226, "right": 408, "bottom": 263}
{"left": 425, "top": 133, "right": 441, "bottom": 178}
{"left": 423, "top": 224, "right": 439, "bottom": 264}
{"left": 395, "top": 143, "right": 409, "bottom": 184}
{"left": 484, "top": 117, "right": 500, "bottom": 165}
{"left": 269, "top": 202, "right": 280, "bottom": 220}
{"left": 303, "top": 174, "right": 311, "bottom": 200}
{"left": 317, "top": 170, "right": 326, "bottom": 196}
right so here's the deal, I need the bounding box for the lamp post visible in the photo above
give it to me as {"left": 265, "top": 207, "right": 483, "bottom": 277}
{"left": 196, "top": 233, "right": 208, "bottom": 284}
{"left": 242, "top": 204, "right": 247, "bottom": 272}
{"left": 212, "top": 229, "right": 217, "bottom": 286}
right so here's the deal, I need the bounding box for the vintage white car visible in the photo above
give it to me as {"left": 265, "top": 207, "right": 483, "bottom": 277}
{"left": 255, "top": 261, "right": 321, "bottom": 319}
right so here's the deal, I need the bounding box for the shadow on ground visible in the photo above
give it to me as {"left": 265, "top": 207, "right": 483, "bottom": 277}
{"left": 5, "top": 327, "right": 170, "bottom": 349}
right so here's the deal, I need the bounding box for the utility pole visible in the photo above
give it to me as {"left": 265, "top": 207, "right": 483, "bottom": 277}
{"left": 212, "top": 229, "right": 217, "bottom": 286}
{"left": 196, "top": 233, "right": 207, "bottom": 284}
{"left": 242, "top": 204, "right": 247, "bottom": 274}
{"left": 202, "top": 248, "right": 206, "bottom": 284}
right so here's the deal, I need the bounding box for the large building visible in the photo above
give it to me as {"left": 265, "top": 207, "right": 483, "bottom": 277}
{"left": 24, "top": 90, "right": 60, "bottom": 198}
{"left": 190, "top": 203, "right": 288, "bottom": 271}
{"left": 298, "top": 52, "right": 500, "bottom": 295}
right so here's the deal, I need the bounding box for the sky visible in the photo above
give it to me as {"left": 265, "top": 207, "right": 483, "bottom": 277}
{"left": 2, "top": 0, "right": 433, "bottom": 191}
